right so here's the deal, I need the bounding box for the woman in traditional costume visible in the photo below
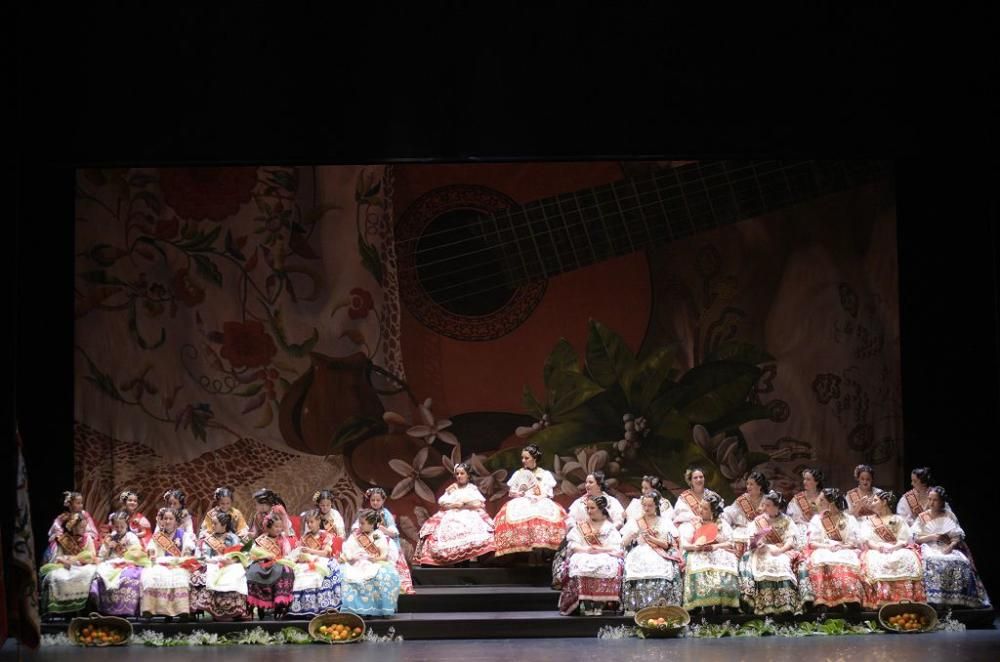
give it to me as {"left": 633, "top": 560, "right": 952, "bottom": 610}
{"left": 911, "top": 486, "right": 990, "bottom": 608}
{"left": 722, "top": 470, "right": 768, "bottom": 558}
{"left": 558, "top": 495, "right": 624, "bottom": 616}
{"left": 415, "top": 463, "right": 495, "bottom": 566}
{"left": 189, "top": 511, "right": 249, "bottom": 621}
{"left": 340, "top": 508, "right": 401, "bottom": 616}
{"left": 115, "top": 490, "right": 152, "bottom": 547}
{"left": 141, "top": 507, "right": 197, "bottom": 618}
{"left": 199, "top": 487, "right": 249, "bottom": 541}
{"left": 245, "top": 511, "right": 296, "bottom": 619}
{"left": 624, "top": 475, "right": 674, "bottom": 523}
{"left": 288, "top": 508, "right": 343, "bottom": 617}
{"left": 897, "top": 467, "right": 954, "bottom": 525}
{"left": 800, "top": 488, "right": 864, "bottom": 610}
{"left": 159, "top": 489, "right": 195, "bottom": 536}
{"left": 845, "top": 464, "right": 877, "bottom": 518}
{"left": 679, "top": 492, "right": 740, "bottom": 612}
{"left": 859, "top": 489, "right": 926, "bottom": 608}
{"left": 786, "top": 467, "right": 823, "bottom": 547}
{"left": 672, "top": 467, "right": 724, "bottom": 529}
{"left": 741, "top": 490, "right": 801, "bottom": 615}
{"left": 248, "top": 488, "right": 297, "bottom": 544}
{"left": 493, "top": 444, "right": 569, "bottom": 559}
{"left": 43, "top": 491, "right": 98, "bottom": 564}
{"left": 90, "top": 510, "right": 146, "bottom": 617}
{"left": 350, "top": 487, "right": 415, "bottom": 595}
{"left": 620, "top": 491, "right": 683, "bottom": 613}
{"left": 552, "top": 471, "right": 623, "bottom": 589}
{"left": 39, "top": 512, "right": 98, "bottom": 617}
{"left": 304, "top": 489, "right": 345, "bottom": 557}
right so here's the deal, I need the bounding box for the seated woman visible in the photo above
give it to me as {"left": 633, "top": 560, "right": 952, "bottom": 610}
{"left": 624, "top": 475, "right": 674, "bottom": 524}
{"left": 39, "top": 512, "right": 98, "bottom": 618}
{"left": 552, "top": 471, "right": 622, "bottom": 589}
{"left": 722, "top": 471, "right": 768, "bottom": 558}
{"left": 43, "top": 491, "right": 98, "bottom": 564}
{"left": 741, "top": 490, "right": 801, "bottom": 615}
{"left": 245, "top": 512, "right": 296, "bottom": 619}
{"left": 897, "top": 467, "right": 955, "bottom": 526}
{"left": 620, "top": 491, "right": 683, "bottom": 613}
{"left": 115, "top": 490, "right": 153, "bottom": 547}
{"left": 160, "top": 489, "right": 195, "bottom": 536}
{"left": 859, "top": 489, "right": 925, "bottom": 609}
{"left": 305, "top": 490, "right": 346, "bottom": 557}
{"left": 786, "top": 467, "right": 823, "bottom": 547}
{"left": 90, "top": 510, "right": 146, "bottom": 618}
{"left": 248, "top": 488, "right": 297, "bottom": 545}
{"left": 672, "top": 467, "right": 724, "bottom": 529}
{"left": 190, "top": 511, "right": 249, "bottom": 621}
{"left": 911, "top": 486, "right": 991, "bottom": 609}
{"left": 558, "top": 495, "right": 624, "bottom": 616}
{"left": 493, "top": 444, "right": 568, "bottom": 560}
{"left": 800, "top": 488, "right": 864, "bottom": 610}
{"left": 350, "top": 487, "right": 415, "bottom": 595}
{"left": 415, "top": 462, "right": 496, "bottom": 566}
{"left": 679, "top": 493, "right": 740, "bottom": 612}
{"left": 340, "top": 508, "right": 401, "bottom": 616}
{"left": 288, "top": 508, "right": 343, "bottom": 617}
{"left": 845, "top": 464, "right": 878, "bottom": 518}
{"left": 141, "top": 507, "right": 197, "bottom": 619}
{"left": 199, "top": 487, "right": 249, "bottom": 541}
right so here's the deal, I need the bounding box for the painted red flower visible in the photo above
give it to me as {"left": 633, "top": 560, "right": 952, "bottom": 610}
{"left": 219, "top": 320, "right": 277, "bottom": 369}
{"left": 171, "top": 269, "right": 205, "bottom": 307}
{"left": 348, "top": 288, "right": 374, "bottom": 320}
{"left": 158, "top": 167, "right": 258, "bottom": 221}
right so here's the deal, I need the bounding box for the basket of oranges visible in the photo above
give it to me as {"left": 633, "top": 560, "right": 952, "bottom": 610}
{"left": 634, "top": 601, "right": 689, "bottom": 638}
{"left": 68, "top": 613, "right": 132, "bottom": 646}
{"left": 308, "top": 611, "right": 366, "bottom": 644}
{"left": 878, "top": 600, "right": 938, "bottom": 633}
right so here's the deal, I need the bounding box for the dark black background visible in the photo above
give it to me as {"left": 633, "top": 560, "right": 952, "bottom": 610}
{"left": 10, "top": 6, "right": 998, "bottom": 601}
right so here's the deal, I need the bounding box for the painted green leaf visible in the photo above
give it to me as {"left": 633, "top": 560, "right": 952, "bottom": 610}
{"left": 543, "top": 338, "right": 582, "bottom": 387}
{"left": 625, "top": 344, "right": 679, "bottom": 412}
{"left": 358, "top": 235, "right": 384, "bottom": 286}
{"left": 128, "top": 300, "right": 166, "bottom": 350}
{"left": 224, "top": 230, "right": 247, "bottom": 261}
{"left": 192, "top": 254, "right": 223, "bottom": 286}
{"left": 521, "top": 385, "right": 546, "bottom": 418}
{"left": 177, "top": 225, "right": 222, "bottom": 252}
{"left": 484, "top": 421, "right": 597, "bottom": 472}
{"left": 268, "top": 308, "right": 319, "bottom": 358}
{"left": 548, "top": 369, "right": 605, "bottom": 417}
{"left": 679, "top": 363, "right": 760, "bottom": 423}
{"left": 585, "top": 319, "right": 637, "bottom": 389}
{"left": 78, "top": 348, "right": 125, "bottom": 402}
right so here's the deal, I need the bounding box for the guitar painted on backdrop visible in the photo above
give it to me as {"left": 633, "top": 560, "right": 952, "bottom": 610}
{"left": 392, "top": 160, "right": 891, "bottom": 418}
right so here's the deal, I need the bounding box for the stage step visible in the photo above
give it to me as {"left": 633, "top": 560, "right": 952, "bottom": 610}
{"left": 400, "top": 586, "right": 556, "bottom": 612}
{"left": 40, "top": 608, "right": 996, "bottom": 640}
{"left": 411, "top": 565, "right": 552, "bottom": 587}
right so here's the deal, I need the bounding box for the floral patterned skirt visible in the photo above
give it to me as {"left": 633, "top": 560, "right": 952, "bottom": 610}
{"left": 801, "top": 562, "right": 865, "bottom": 607}
{"left": 683, "top": 569, "right": 741, "bottom": 609}
{"left": 558, "top": 561, "right": 623, "bottom": 615}
{"left": 493, "top": 498, "right": 567, "bottom": 556}
{"left": 415, "top": 510, "right": 496, "bottom": 566}
{"left": 89, "top": 566, "right": 142, "bottom": 617}
{"left": 189, "top": 569, "right": 248, "bottom": 619}
{"left": 245, "top": 561, "right": 295, "bottom": 610}
{"left": 341, "top": 565, "right": 401, "bottom": 616}
{"left": 622, "top": 577, "right": 683, "bottom": 612}
{"left": 863, "top": 578, "right": 926, "bottom": 610}
{"left": 288, "top": 562, "right": 343, "bottom": 617}
{"left": 923, "top": 557, "right": 990, "bottom": 609}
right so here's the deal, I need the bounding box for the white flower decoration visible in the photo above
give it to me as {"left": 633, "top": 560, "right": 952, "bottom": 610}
{"left": 389, "top": 446, "right": 448, "bottom": 503}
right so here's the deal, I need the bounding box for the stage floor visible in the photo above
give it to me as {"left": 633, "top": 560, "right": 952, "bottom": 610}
{"left": 6, "top": 623, "right": 1000, "bottom": 662}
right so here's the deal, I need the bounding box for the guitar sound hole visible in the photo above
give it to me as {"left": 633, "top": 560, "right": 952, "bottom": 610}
{"left": 415, "top": 209, "right": 514, "bottom": 317}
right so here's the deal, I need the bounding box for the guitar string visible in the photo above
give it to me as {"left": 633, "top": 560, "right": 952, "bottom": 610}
{"left": 413, "top": 162, "right": 889, "bottom": 308}
{"left": 395, "top": 161, "right": 886, "bottom": 292}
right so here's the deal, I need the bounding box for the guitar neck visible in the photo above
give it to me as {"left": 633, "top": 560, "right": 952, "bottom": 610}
{"left": 484, "top": 160, "right": 892, "bottom": 287}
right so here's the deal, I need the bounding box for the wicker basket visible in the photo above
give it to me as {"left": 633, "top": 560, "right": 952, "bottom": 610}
{"left": 634, "top": 600, "right": 689, "bottom": 638}
{"left": 308, "top": 611, "right": 366, "bottom": 644}
{"left": 68, "top": 613, "right": 132, "bottom": 646}
{"left": 877, "top": 600, "right": 938, "bottom": 633}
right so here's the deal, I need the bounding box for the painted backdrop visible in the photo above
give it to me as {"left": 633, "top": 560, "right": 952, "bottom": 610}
{"left": 73, "top": 161, "right": 900, "bottom": 558}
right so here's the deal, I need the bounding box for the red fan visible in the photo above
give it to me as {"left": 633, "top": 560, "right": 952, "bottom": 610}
{"left": 692, "top": 522, "right": 718, "bottom": 546}
{"left": 750, "top": 527, "right": 773, "bottom": 548}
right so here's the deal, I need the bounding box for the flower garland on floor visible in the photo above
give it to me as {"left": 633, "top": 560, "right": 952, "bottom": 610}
{"left": 597, "top": 612, "right": 967, "bottom": 639}
{"left": 40, "top": 626, "right": 403, "bottom": 646}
